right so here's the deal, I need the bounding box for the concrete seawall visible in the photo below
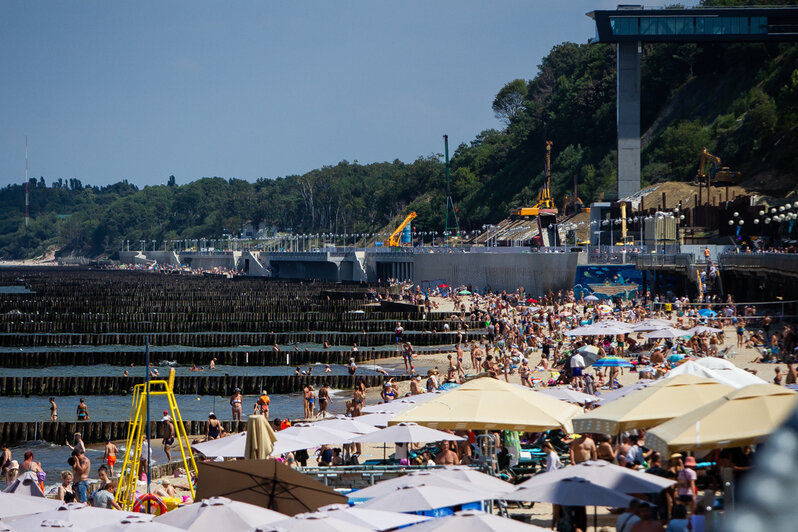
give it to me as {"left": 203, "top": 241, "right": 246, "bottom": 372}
{"left": 413, "top": 251, "right": 579, "bottom": 294}
{"left": 0, "top": 375, "right": 408, "bottom": 396}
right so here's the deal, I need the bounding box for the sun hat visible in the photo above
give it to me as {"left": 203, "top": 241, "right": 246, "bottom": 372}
{"left": 9, "top": 460, "right": 18, "bottom": 470}
{"left": 684, "top": 456, "right": 697, "bottom": 467}
{"left": 670, "top": 452, "right": 683, "bottom": 460}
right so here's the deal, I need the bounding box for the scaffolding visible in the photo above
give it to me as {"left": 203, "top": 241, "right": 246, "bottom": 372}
{"left": 115, "top": 368, "right": 198, "bottom": 510}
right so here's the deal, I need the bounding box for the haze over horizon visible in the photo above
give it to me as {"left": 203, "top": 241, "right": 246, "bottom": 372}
{"left": 1, "top": 0, "right": 694, "bottom": 189}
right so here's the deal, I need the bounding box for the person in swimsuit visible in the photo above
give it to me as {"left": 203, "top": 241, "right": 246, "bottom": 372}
{"left": 103, "top": 439, "right": 119, "bottom": 476}
{"left": 352, "top": 388, "right": 364, "bottom": 416}
{"left": 318, "top": 383, "right": 331, "bottom": 418}
{"left": 58, "top": 471, "right": 75, "bottom": 503}
{"left": 257, "top": 390, "right": 270, "bottom": 418}
{"left": 306, "top": 385, "right": 316, "bottom": 418}
{"left": 1, "top": 444, "right": 11, "bottom": 478}
{"left": 162, "top": 416, "right": 175, "bottom": 462}
{"left": 49, "top": 397, "right": 58, "bottom": 421}
{"left": 230, "top": 388, "right": 243, "bottom": 421}
{"left": 76, "top": 398, "right": 89, "bottom": 421}
{"left": 381, "top": 382, "right": 396, "bottom": 403}
{"left": 205, "top": 413, "right": 224, "bottom": 441}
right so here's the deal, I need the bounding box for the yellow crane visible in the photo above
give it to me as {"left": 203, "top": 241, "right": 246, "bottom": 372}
{"left": 513, "top": 140, "right": 558, "bottom": 216}
{"left": 387, "top": 211, "right": 417, "bottom": 247}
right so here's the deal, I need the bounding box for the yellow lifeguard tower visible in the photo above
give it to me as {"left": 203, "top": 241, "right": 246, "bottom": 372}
{"left": 116, "top": 368, "right": 198, "bottom": 511}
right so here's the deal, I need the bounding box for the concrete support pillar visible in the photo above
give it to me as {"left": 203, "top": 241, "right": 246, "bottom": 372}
{"left": 617, "top": 42, "right": 641, "bottom": 200}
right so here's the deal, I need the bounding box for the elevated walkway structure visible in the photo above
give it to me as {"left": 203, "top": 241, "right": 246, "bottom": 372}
{"left": 588, "top": 6, "right": 798, "bottom": 199}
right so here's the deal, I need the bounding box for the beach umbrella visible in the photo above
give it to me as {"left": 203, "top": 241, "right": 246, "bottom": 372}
{"left": 566, "top": 324, "right": 631, "bottom": 336}
{"left": 537, "top": 386, "right": 599, "bottom": 404}
{"left": 667, "top": 353, "right": 685, "bottom": 363}
{"left": 87, "top": 515, "right": 185, "bottom": 532}
{"left": 459, "top": 290, "right": 472, "bottom": 295}
{"left": 584, "top": 295, "right": 599, "bottom": 301}
{"left": 598, "top": 304, "right": 613, "bottom": 314}
{"left": 510, "top": 476, "right": 633, "bottom": 507}
{"left": 693, "top": 357, "right": 737, "bottom": 370}
{"left": 6, "top": 503, "right": 149, "bottom": 530}
{"left": 645, "top": 384, "right": 798, "bottom": 457}
{"left": 314, "top": 416, "right": 380, "bottom": 435}
{"left": 246, "top": 415, "right": 277, "bottom": 459}
{"left": 630, "top": 319, "right": 673, "bottom": 332}
{"left": 595, "top": 380, "right": 654, "bottom": 404}
{"left": 0, "top": 492, "right": 62, "bottom": 520}
{"left": 155, "top": 497, "right": 285, "bottom": 532}
{"left": 438, "top": 284, "right": 449, "bottom": 288}
{"left": 687, "top": 326, "right": 723, "bottom": 335}
{"left": 275, "top": 423, "right": 355, "bottom": 447}
{"left": 575, "top": 345, "right": 602, "bottom": 366}
{"left": 354, "top": 413, "right": 394, "bottom": 428}
{"left": 389, "top": 377, "right": 581, "bottom": 433}
{"left": 572, "top": 374, "right": 734, "bottom": 434}
{"left": 253, "top": 513, "right": 373, "bottom": 532}
{"left": 644, "top": 327, "right": 693, "bottom": 340}
{"left": 515, "top": 460, "right": 674, "bottom": 494}
{"left": 271, "top": 431, "right": 315, "bottom": 455}
{"left": 666, "top": 360, "right": 766, "bottom": 389}
{"left": 6, "top": 519, "right": 85, "bottom": 531}
{"left": 349, "top": 470, "right": 511, "bottom": 500}
{"left": 361, "top": 393, "right": 439, "bottom": 414}
{"left": 192, "top": 432, "right": 247, "bottom": 459}
{"left": 591, "top": 357, "right": 633, "bottom": 368}
{"left": 2, "top": 471, "right": 45, "bottom": 497}
{"left": 698, "top": 309, "right": 718, "bottom": 318}
{"left": 195, "top": 460, "right": 346, "bottom": 516}
{"left": 313, "top": 504, "right": 432, "bottom": 530}
{"left": 349, "top": 422, "right": 464, "bottom": 445}
{"left": 401, "top": 509, "right": 547, "bottom": 532}
{"left": 358, "top": 485, "right": 487, "bottom": 513}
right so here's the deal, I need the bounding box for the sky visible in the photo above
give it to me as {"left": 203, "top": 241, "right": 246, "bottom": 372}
{"left": 0, "top": 1, "right": 694, "bottom": 189}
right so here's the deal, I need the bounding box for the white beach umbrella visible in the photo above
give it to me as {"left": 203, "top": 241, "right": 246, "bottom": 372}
{"left": 0, "top": 491, "right": 62, "bottom": 520}
{"left": 154, "top": 496, "right": 285, "bottom": 531}
{"left": 584, "top": 295, "right": 600, "bottom": 301}
{"left": 253, "top": 513, "right": 373, "bottom": 532}
{"left": 7, "top": 503, "right": 149, "bottom": 530}
{"left": 666, "top": 360, "right": 766, "bottom": 389}
{"left": 537, "top": 386, "right": 599, "bottom": 404}
{"left": 693, "top": 357, "right": 737, "bottom": 370}
{"left": 350, "top": 469, "right": 514, "bottom": 500}
{"left": 510, "top": 476, "right": 633, "bottom": 507}
{"left": 630, "top": 319, "right": 673, "bottom": 332}
{"left": 687, "top": 326, "right": 723, "bottom": 335}
{"left": 644, "top": 327, "right": 693, "bottom": 340}
{"left": 349, "top": 423, "right": 464, "bottom": 444}
{"left": 401, "top": 509, "right": 548, "bottom": 531}
{"left": 358, "top": 485, "right": 487, "bottom": 513}
{"left": 192, "top": 432, "right": 247, "bottom": 459}
{"left": 11, "top": 519, "right": 85, "bottom": 531}
{"left": 515, "top": 460, "right": 674, "bottom": 494}
{"left": 87, "top": 514, "right": 185, "bottom": 532}
{"left": 2, "top": 471, "right": 45, "bottom": 497}
{"left": 276, "top": 423, "right": 355, "bottom": 447}
{"left": 360, "top": 393, "right": 440, "bottom": 414}
{"left": 353, "top": 413, "right": 394, "bottom": 428}
{"left": 313, "top": 417, "right": 379, "bottom": 435}
{"left": 596, "top": 380, "right": 655, "bottom": 404}
{"left": 296, "top": 506, "right": 430, "bottom": 531}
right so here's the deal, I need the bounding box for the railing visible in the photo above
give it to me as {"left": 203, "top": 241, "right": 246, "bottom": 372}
{"left": 719, "top": 253, "right": 798, "bottom": 276}
{"left": 636, "top": 253, "right": 696, "bottom": 269}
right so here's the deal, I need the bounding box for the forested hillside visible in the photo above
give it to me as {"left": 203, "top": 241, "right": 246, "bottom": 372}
{"left": 2, "top": 0, "right": 797, "bottom": 259}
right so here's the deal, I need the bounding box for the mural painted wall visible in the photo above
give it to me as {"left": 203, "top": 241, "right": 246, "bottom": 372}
{"left": 574, "top": 265, "right": 681, "bottom": 300}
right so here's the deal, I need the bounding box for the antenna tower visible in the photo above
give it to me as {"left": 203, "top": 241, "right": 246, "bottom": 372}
{"left": 443, "top": 134, "right": 460, "bottom": 238}
{"left": 25, "top": 136, "right": 29, "bottom": 228}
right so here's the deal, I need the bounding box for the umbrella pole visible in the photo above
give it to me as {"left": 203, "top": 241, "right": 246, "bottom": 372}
{"left": 594, "top": 505, "right": 597, "bottom": 531}
{"left": 145, "top": 336, "right": 151, "bottom": 511}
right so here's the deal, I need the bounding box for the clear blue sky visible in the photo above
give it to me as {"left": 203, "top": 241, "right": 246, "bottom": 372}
{"left": 0, "top": 1, "right": 693, "bottom": 188}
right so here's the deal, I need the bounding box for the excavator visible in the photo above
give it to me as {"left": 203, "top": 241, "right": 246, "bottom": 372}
{"left": 696, "top": 148, "right": 741, "bottom": 185}
{"left": 513, "top": 141, "right": 559, "bottom": 217}
{"left": 386, "top": 211, "right": 417, "bottom": 247}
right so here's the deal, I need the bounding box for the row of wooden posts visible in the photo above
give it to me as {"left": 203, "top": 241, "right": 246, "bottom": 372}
{"left": 0, "top": 374, "right": 409, "bottom": 396}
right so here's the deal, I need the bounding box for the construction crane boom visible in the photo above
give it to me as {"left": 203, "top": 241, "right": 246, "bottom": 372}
{"left": 388, "top": 211, "right": 417, "bottom": 247}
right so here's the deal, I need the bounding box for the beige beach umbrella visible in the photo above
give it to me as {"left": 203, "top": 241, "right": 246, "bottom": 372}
{"left": 400, "top": 509, "right": 548, "bottom": 532}
{"left": 572, "top": 374, "right": 733, "bottom": 434}
{"left": 389, "top": 377, "right": 581, "bottom": 432}
{"left": 246, "top": 415, "right": 277, "bottom": 459}
{"left": 645, "top": 384, "right": 798, "bottom": 457}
